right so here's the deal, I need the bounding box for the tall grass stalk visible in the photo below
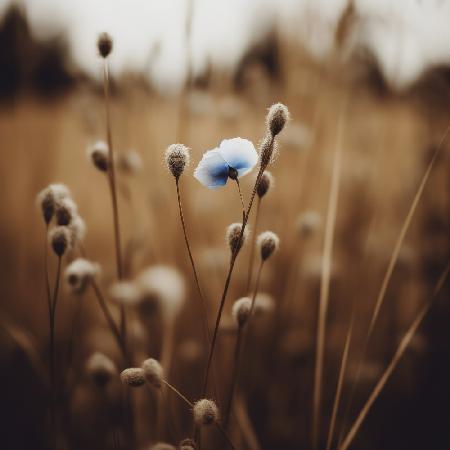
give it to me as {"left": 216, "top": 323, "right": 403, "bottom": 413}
{"left": 339, "top": 263, "right": 449, "bottom": 450}
{"left": 312, "top": 104, "right": 345, "bottom": 450}
{"left": 337, "top": 126, "right": 450, "bottom": 444}
{"left": 102, "top": 56, "right": 126, "bottom": 339}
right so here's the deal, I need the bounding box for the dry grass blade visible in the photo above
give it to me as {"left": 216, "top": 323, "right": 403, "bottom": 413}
{"left": 339, "top": 263, "right": 449, "bottom": 450}
{"left": 312, "top": 99, "right": 346, "bottom": 450}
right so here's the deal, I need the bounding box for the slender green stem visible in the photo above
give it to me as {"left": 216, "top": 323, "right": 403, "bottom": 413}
{"left": 102, "top": 57, "right": 126, "bottom": 340}
{"left": 245, "top": 197, "right": 261, "bottom": 294}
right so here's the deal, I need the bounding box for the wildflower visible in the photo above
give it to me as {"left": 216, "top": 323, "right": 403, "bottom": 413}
{"left": 87, "top": 140, "right": 109, "bottom": 172}
{"left": 194, "top": 137, "right": 258, "bottom": 189}
{"left": 85, "top": 352, "right": 117, "bottom": 387}
{"left": 136, "top": 265, "right": 186, "bottom": 321}
{"left": 193, "top": 399, "right": 219, "bottom": 426}
{"left": 256, "top": 171, "right": 273, "bottom": 198}
{"left": 98, "top": 32, "right": 113, "bottom": 58}
{"left": 65, "top": 258, "right": 99, "bottom": 294}
{"left": 37, "top": 183, "right": 70, "bottom": 224}
{"left": 165, "top": 144, "right": 190, "bottom": 180}
{"left": 49, "top": 226, "right": 71, "bottom": 257}
{"left": 257, "top": 231, "right": 280, "bottom": 261}
{"left": 142, "top": 358, "right": 164, "bottom": 388}
{"left": 226, "top": 222, "right": 248, "bottom": 256}
{"left": 232, "top": 297, "right": 252, "bottom": 327}
{"left": 120, "top": 368, "right": 146, "bottom": 387}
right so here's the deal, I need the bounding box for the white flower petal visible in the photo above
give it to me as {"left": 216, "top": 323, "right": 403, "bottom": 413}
{"left": 218, "top": 137, "right": 258, "bottom": 175}
{"left": 194, "top": 148, "right": 229, "bottom": 189}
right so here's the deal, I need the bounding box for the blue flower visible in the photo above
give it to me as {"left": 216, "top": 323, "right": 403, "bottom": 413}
{"left": 194, "top": 137, "right": 258, "bottom": 189}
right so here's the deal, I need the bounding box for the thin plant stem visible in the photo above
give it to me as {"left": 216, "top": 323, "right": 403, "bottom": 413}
{"left": 235, "top": 178, "right": 246, "bottom": 222}
{"left": 245, "top": 197, "right": 261, "bottom": 294}
{"left": 325, "top": 310, "right": 354, "bottom": 450}
{"left": 337, "top": 126, "right": 450, "bottom": 445}
{"left": 224, "top": 260, "right": 264, "bottom": 431}
{"left": 90, "top": 280, "right": 130, "bottom": 365}
{"left": 312, "top": 104, "right": 345, "bottom": 450}
{"left": 102, "top": 57, "right": 126, "bottom": 339}
{"left": 49, "top": 255, "right": 62, "bottom": 448}
{"left": 202, "top": 162, "right": 266, "bottom": 396}
{"left": 339, "top": 263, "right": 449, "bottom": 450}
{"left": 234, "top": 394, "right": 261, "bottom": 450}
{"left": 44, "top": 225, "right": 51, "bottom": 316}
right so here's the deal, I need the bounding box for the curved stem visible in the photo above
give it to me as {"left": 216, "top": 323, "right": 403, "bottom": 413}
{"left": 103, "top": 58, "right": 126, "bottom": 340}
{"left": 235, "top": 178, "right": 246, "bottom": 222}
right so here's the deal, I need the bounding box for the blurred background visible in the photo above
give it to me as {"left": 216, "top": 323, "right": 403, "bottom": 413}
{"left": 0, "top": 1, "right": 449, "bottom": 450}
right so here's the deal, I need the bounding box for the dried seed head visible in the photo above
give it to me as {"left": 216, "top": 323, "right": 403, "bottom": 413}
{"left": 137, "top": 265, "right": 186, "bottom": 321}
{"left": 68, "top": 214, "right": 86, "bottom": 246}
{"left": 259, "top": 134, "right": 278, "bottom": 169}
{"left": 179, "top": 438, "right": 196, "bottom": 450}
{"left": 98, "top": 32, "right": 113, "bottom": 58}
{"left": 87, "top": 141, "right": 109, "bottom": 172}
{"left": 257, "top": 231, "right": 280, "bottom": 261}
{"left": 118, "top": 150, "right": 142, "bottom": 175}
{"left": 296, "top": 211, "right": 321, "bottom": 238}
{"left": 142, "top": 358, "right": 164, "bottom": 388}
{"left": 109, "top": 281, "right": 141, "bottom": 306}
{"left": 65, "top": 258, "right": 99, "bottom": 294}
{"left": 226, "top": 223, "right": 248, "bottom": 255}
{"left": 120, "top": 368, "right": 145, "bottom": 387}
{"left": 55, "top": 197, "right": 78, "bottom": 226}
{"left": 165, "top": 144, "right": 190, "bottom": 180}
{"left": 193, "top": 399, "right": 219, "bottom": 426}
{"left": 150, "top": 443, "right": 176, "bottom": 450}
{"left": 37, "top": 184, "right": 70, "bottom": 224}
{"left": 256, "top": 171, "right": 273, "bottom": 198}
{"left": 267, "top": 103, "right": 289, "bottom": 137}
{"left": 232, "top": 297, "right": 252, "bottom": 328}
{"left": 49, "top": 226, "right": 71, "bottom": 256}
{"left": 254, "top": 292, "right": 275, "bottom": 316}
{"left": 85, "top": 352, "right": 117, "bottom": 387}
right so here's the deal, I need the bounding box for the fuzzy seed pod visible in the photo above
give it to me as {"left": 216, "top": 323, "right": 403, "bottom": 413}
{"left": 257, "top": 231, "right": 280, "bottom": 261}
{"left": 266, "top": 103, "right": 289, "bottom": 137}
{"left": 110, "top": 281, "right": 141, "bottom": 306}
{"left": 256, "top": 171, "right": 273, "bottom": 198}
{"left": 37, "top": 184, "right": 70, "bottom": 224}
{"left": 55, "top": 197, "right": 78, "bottom": 226}
{"left": 98, "top": 32, "right": 113, "bottom": 58}
{"left": 226, "top": 223, "right": 247, "bottom": 255}
{"left": 87, "top": 141, "right": 109, "bottom": 172}
{"left": 254, "top": 292, "right": 275, "bottom": 316}
{"left": 68, "top": 215, "right": 86, "bottom": 247}
{"left": 232, "top": 297, "right": 252, "bottom": 327}
{"left": 296, "top": 211, "right": 321, "bottom": 238}
{"left": 193, "top": 399, "right": 219, "bottom": 426}
{"left": 65, "top": 258, "right": 99, "bottom": 294}
{"left": 142, "top": 358, "right": 164, "bottom": 388}
{"left": 150, "top": 443, "right": 176, "bottom": 450}
{"left": 85, "top": 352, "right": 117, "bottom": 387}
{"left": 49, "top": 226, "right": 71, "bottom": 257}
{"left": 120, "top": 368, "right": 146, "bottom": 387}
{"left": 259, "top": 134, "right": 278, "bottom": 169}
{"left": 165, "top": 144, "right": 190, "bottom": 180}
{"left": 179, "top": 438, "right": 196, "bottom": 450}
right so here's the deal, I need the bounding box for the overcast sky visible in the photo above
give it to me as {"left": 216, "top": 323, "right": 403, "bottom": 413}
{"left": 1, "top": 0, "right": 450, "bottom": 93}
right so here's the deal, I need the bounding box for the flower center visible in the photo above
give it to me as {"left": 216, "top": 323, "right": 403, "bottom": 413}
{"left": 228, "top": 166, "right": 238, "bottom": 180}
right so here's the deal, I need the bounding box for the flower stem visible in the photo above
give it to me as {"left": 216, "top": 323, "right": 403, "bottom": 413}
{"left": 245, "top": 197, "right": 261, "bottom": 294}
{"left": 102, "top": 57, "right": 126, "bottom": 340}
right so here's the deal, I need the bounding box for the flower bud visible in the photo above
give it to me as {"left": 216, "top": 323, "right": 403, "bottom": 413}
{"left": 65, "top": 258, "right": 99, "bottom": 294}
{"left": 257, "top": 231, "right": 280, "bottom": 261}
{"left": 226, "top": 223, "right": 247, "bottom": 255}
{"left": 142, "top": 358, "right": 164, "bottom": 388}
{"left": 49, "top": 226, "right": 71, "bottom": 257}
{"left": 165, "top": 144, "right": 190, "bottom": 180}
{"left": 87, "top": 141, "right": 109, "bottom": 172}
{"left": 120, "top": 368, "right": 146, "bottom": 387}
{"left": 267, "top": 103, "right": 289, "bottom": 137}
{"left": 193, "top": 399, "right": 219, "bottom": 426}
{"left": 85, "top": 352, "right": 117, "bottom": 387}
{"left": 37, "top": 184, "right": 70, "bottom": 224}
{"left": 256, "top": 171, "right": 273, "bottom": 198}
{"left": 232, "top": 297, "right": 252, "bottom": 328}
{"left": 98, "top": 32, "right": 113, "bottom": 58}
{"left": 55, "top": 197, "right": 78, "bottom": 226}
